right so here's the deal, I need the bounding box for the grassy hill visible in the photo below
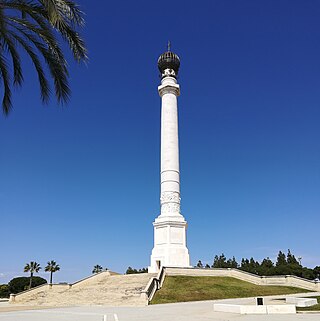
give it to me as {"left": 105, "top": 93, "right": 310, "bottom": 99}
{"left": 152, "top": 276, "right": 309, "bottom": 304}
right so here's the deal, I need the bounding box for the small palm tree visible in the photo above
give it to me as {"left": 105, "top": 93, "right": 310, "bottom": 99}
{"left": 44, "top": 260, "right": 60, "bottom": 284}
{"left": 24, "top": 261, "right": 41, "bottom": 289}
{"left": 92, "top": 265, "right": 103, "bottom": 274}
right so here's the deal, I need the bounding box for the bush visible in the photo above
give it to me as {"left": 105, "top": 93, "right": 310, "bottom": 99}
{"left": 8, "top": 276, "right": 47, "bottom": 294}
{"left": 0, "top": 284, "right": 9, "bottom": 298}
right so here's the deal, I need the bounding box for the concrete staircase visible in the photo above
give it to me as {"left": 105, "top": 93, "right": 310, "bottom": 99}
{"left": 11, "top": 272, "right": 157, "bottom": 306}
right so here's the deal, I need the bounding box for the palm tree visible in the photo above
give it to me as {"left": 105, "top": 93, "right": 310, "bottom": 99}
{"left": 0, "top": 0, "right": 87, "bottom": 115}
{"left": 24, "top": 261, "right": 41, "bottom": 289}
{"left": 44, "top": 260, "right": 60, "bottom": 284}
{"left": 92, "top": 265, "right": 103, "bottom": 274}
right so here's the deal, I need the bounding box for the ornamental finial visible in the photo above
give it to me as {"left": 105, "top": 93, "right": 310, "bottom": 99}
{"left": 158, "top": 44, "right": 180, "bottom": 78}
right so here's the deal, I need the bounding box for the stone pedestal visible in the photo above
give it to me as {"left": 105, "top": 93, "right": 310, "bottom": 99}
{"left": 149, "top": 218, "right": 190, "bottom": 272}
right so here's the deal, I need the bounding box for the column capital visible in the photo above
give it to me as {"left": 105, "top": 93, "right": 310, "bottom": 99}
{"left": 158, "top": 83, "right": 180, "bottom": 97}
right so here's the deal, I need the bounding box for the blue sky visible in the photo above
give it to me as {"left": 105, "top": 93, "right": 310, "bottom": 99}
{"left": 0, "top": 0, "right": 319, "bottom": 284}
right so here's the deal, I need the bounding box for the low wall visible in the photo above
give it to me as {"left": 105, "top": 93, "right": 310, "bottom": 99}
{"left": 213, "top": 303, "right": 296, "bottom": 314}
{"left": 165, "top": 267, "right": 320, "bottom": 291}
{"left": 71, "top": 270, "right": 111, "bottom": 288}
{"left": 10, "top": 284, "right": 70, "bottom": 303}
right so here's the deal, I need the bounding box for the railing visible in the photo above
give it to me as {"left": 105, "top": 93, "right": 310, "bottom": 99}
{"left": 71, "top": 270, "right": 110, "bottom": 286}
{"left": 158, "top": 266, "right": 166, "bottom": 288}
{"left": 143, "top": 266, "right": 167, "bottom": 303}
{"left": 145, "top": 277, "right": 159, "bottom": 299}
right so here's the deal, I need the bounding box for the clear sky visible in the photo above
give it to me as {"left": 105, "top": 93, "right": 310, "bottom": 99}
{"left": 0, "top": 0, "right": 319, "bottom": 284}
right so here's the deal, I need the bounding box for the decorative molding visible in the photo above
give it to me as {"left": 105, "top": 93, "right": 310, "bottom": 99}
{"left": 161, "top": 169, "right": 180, "bottom": 174}
{"left": 160, "top": 192, "right": 181, "bottom": 204}
{"left": 160, "top": 191, "right": 181, "bottom": 213}
{"left": 161, "top": 202, "right": 181, "bottom": 214}
{"left": 160, "top": 180, "right": 180, "bottom": 185}
{"left": 162, "top": 69, "right": 177, "bottom": 78}
{"left": 158, "top": 84, "right": 180, "bottom": 97}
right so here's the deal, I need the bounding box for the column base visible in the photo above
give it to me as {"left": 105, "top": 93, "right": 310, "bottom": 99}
{"left": 148, "top": 215, "right": 191, "bottom": 273}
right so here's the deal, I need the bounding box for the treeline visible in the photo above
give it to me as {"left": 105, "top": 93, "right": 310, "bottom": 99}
{"left": 125, "top": 267, "right": 148, "bottom": 274}
{"left": 196, "top": 250, "right": 320, "bottom": 280}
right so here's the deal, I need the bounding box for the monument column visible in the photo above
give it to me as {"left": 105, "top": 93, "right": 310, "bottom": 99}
{"left": 159, "top": 76, "right": 181, "bottom": 216}
{"left": 149, "top": 46, "right": 191, "bottom": 273}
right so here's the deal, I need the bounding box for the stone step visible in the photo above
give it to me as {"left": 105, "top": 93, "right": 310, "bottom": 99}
{"left": 12, "top": 272, "right": 157, "bottom": 306}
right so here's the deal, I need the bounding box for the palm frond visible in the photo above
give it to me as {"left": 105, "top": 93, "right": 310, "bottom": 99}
{"left": 40, "top": 0, "right": 85, "bottom": 27}
{"left": 7, "top": 16, "right": 67, "bottom": 68}
{"left": 0, "top": 52, "right": 12, "bottom": 115}
{"left": 13, "top": 33, "right": 51, "bottom": 103}
{"left": 40, "top": 0, "right": 87, "bottom": 61}
{"left": 59, "top": 23, "right": 87, "bottom": 62}
{"left": 11, "top": 24, "right": 70, "bottom": 103}
{"left": 0, "top": 0, "right": 87, "bottom": 115}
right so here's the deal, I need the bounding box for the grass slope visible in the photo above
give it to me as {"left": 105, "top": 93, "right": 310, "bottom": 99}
{"left": 152, "top": 276, "right": 309, "bottom": 304}
{"left": 297, "top": 297, "right": 320, "bottom": 311}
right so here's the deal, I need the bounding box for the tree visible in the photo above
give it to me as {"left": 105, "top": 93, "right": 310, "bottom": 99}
{"left": 0, "top": 0, "right": 87, "bottom": 115}
{"left": 137, "top": 268, "right": 147, "bottom": 273}
{"left": 286, "top": 249, "right": 299, "bottom": 266}
{"left": 276, "top": 251, "right": 287, "bottom": 267}
{"left": 92, "top": 265, "right": 103, "bottom": 274}
{"left": 240, "top": 257, "right": 260, "bottom": 274}
{"left": 0, "top": 284, "right": 9, "bottom": 298}
{"left": 261, "top": 257, "right": 274, "bottom": 269}
{"left": 211, "top": 254, "right": 238, "bottom": 268}
{"left": 8, "top": 276, "right": 46, "bottom": 294}
{"left": 227, "top": 256, "right": 238, "bottom": 268}
{"left": 212, "top": 253, "right": 227, "bottom": 268}
{"left": 44, "top": 260, "right": 60, "bottom": 284}
{"left": 259, "top": 257, "right": 274, "bottom": 275}
{"left": 196, "top": 260, "right": 203, "bottom": 268}
{"left": 240, "top": 258, "right": 250, "bottom": 271}
{"left": 212, "top": 255, "right": 219, "bottom": 268}
{"left": 126, "top": 266, "right": 136, "bottom": 274}
{"left": 24, "top": 261, "right": 41, "bottom": 289}
{"left": 314, "top": 266, "right": 320, "bottom": 280}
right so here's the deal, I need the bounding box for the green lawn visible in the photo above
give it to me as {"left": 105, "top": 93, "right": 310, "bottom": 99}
{"left": 151, "top": 276, "right": 309, "bottom": 304}
{"left": 297, "top": 297, "right": 320, "bottom": 312}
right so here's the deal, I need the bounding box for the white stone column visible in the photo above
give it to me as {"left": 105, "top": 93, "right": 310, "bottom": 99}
{"left": 149, "top": 53, "right": 191, "bottom": 273}
{"left": 158, "top": 76, "right": 182, "bottom": 218}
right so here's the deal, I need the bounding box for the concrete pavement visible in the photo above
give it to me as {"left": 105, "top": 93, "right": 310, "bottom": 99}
{"left": 0, "top": 294, "right": 319, "bottom": 321}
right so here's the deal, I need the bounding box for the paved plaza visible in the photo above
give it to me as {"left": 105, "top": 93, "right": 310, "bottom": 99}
{"left": 0, "top": 296, "right": 319, "bottom": 321}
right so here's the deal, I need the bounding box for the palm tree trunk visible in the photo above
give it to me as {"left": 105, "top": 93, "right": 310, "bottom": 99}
{"left": 50, "top": 272, "right": 53, "bottom": 284}
{"left": 29, "top": 272, "right": 33, "bottom": 289}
